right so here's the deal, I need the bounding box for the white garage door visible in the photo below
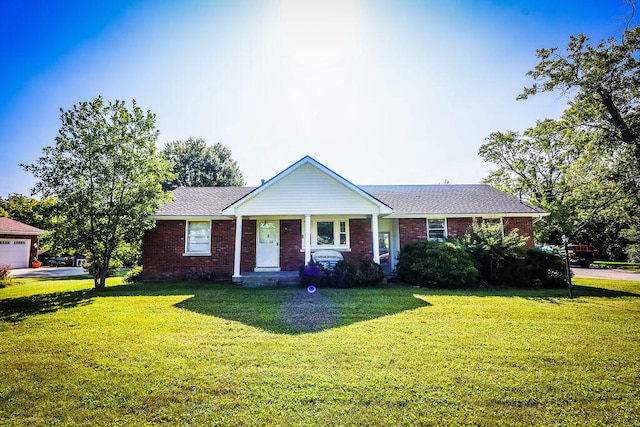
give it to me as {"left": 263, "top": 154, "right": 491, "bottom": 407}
{"left": 0, "top": 239, "right": 30, "bottom": 268}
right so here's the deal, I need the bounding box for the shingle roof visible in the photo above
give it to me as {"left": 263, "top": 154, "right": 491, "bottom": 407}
{"left": 361, "top": 185, "right": 545, "bottom": 215}
{"left": 156, "top": 187, "right": 255, "bottom": 216}
{"left": 0, "top": 217, "right": 47, "bottom": 235}
{"left": 155, "top": 184, "right": 545, "bottom": 217}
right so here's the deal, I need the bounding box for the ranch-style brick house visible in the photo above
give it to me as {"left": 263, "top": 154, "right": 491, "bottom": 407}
{"left": 142, "top": 156, "right": 546, "bottom": 282}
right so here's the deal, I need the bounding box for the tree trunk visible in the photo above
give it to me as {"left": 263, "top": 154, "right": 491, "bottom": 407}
{"left": 93, "top": 260, "right": 108, "bottom": 288}
{"left": 597, "top": 86, "right": 639, "bottom": 163}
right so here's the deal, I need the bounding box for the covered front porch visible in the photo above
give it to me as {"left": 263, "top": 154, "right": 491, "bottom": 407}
{"left": 229, "top": 215, "right": 397, "bottom": 284}
{"left": 219, "top": 157, "right": 395, "bottom": 284}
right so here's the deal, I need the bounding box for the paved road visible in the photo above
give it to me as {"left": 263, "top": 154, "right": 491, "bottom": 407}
{"left": 9, "top": 267, "right": 89, "bottom": 278}
{"left": 571, "top": 267, "right": 640, "bottom": 282}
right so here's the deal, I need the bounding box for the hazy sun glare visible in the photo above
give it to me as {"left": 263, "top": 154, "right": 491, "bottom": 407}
{"left": 271, "top": 0, "right": 364, "bottom": 68}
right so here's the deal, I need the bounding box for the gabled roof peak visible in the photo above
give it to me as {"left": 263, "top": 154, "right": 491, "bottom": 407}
{"left": 220, "top": 155, "right": 393, "bottom": 215}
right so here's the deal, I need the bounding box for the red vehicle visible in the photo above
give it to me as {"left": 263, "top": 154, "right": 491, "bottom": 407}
{"left": 567, "top": 245, "right": 594, "bottom": 267}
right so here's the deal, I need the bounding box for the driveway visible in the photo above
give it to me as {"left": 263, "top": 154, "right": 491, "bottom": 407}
{"left": 9, "top": 267, "right": 89, "bottom": 278}
{"left": 571, "top": 267, "right": 640, "bottom": 282}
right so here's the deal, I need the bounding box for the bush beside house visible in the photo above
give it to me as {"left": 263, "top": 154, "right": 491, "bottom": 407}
{"left": 395, "top": 240, "right": 478, "bottom": 288}
{"left": 396, "top": 222, "right": 567, "bottom": 288}
{"left": 299, "top": 260, "right": 385, "bottom": 288}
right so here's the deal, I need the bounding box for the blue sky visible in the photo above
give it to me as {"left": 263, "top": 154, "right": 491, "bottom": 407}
{"left": 0, "top": 0, "right": 634, "bottom": 198}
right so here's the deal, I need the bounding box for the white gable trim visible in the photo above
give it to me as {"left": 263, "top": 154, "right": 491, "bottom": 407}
{"left": 221, "top": 156, "right": 393, "bottom": 216}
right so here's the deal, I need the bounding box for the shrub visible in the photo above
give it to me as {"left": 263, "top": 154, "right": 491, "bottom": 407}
{"left": 458, "top": 220, "right": 528, "bottom": 285}
{"left": 626, "top": 243, "right": 640, "bottom": 264}
{"left": 124, "top": 265, "right": 143, "bottom": 283}
{"left": 522, "top": 248, "right": 568, "bottom": 288}
{"left": 396, "top": 240, "right": 478, "bottom": 288}
{"left": 184, "top": 268, "right": 216, "bottom": 281}
{"left": 355, "top": 261, "right": 384, "bottom": 286}
{"left": 0, "top": 264, "right": 10, "bottom": 288}
{"left": 328, "top": 260, "right": 356, "bottom": 288}
{"left": 299, "top": 261, "right": 324, "bottom": 287}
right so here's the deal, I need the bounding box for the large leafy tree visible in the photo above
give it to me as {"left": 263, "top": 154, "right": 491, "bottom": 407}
{"left": 479, "top": 119, "right": 627, "bottom": 245}
{"left": 481, "top": 17, "right": 640, "bottom": 260}
{"left": 518, "top": 24, "right": 640, "bottom": 204}
{"left": 161, "top": 138, "right": 244, "bottom": 190}
{"left": 22, "top": 97, "right": 174, "bottom": 288}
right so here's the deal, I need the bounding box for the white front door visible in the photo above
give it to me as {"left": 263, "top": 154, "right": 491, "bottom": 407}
{"left": 255, "top": 220, "right": 280, "bottom": 271}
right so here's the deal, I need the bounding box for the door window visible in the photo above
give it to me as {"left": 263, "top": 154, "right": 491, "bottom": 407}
{"left": 379, "top": 232, "right": 390, "bottom": 265}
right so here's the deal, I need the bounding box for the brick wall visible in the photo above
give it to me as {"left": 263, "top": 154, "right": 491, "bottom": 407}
{"left": 343, "top": 218, "right": 372, "bottom": 263}
{"left": 504, "top": 217, "right": 535, "bottom": 248}
{"left": 142, "top": 219, "right": 263, "bottom": 281}
{"left": 240, "top": 219, "right": 256, "bottom": 273}
{"left": 447, "top": 217, "right": 475, "bottom": 238}
{"left": 142, "top": 220, "right": 238, "bottom": 280}
{"left": 398, "top": 218, "right": 427, "bottom": 248}
{"left": 142, "top": 216, "right": 538, "bottom": 281}
{"left": 280, "top": 219, "right": 304, "bottom": 271}
{"left": 397, "top": 216, "right": 536, "bottom": 249}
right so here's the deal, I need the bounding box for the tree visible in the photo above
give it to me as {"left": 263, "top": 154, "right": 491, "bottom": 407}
{"left": 0, "top": 194, "right": 56, "bottom": 231}
{"left": 481, "top": 14, "right": 640, "bottom": 260}
{"left": 161, "top": 138, "right": 244, "bottom": 190}
{"left": 479, "top": 119, "right": 627, "bottom": 244}
{"left": 22, "top": 97, "right": 174, "bottom": 288}
{"left": 458, "top": 221, "right": 529, "bottom": 285}
{"left": 518, "top": 24, "right": 640, "bottom": 205}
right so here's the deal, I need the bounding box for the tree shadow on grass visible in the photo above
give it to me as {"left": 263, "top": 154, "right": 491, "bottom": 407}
{"left": 1, "top": 281, "right": 637, "bottom": 331}
{"left": 0, "top": 289, "right": 96, "bottom": 322}
{"left": 173, "top": 285, "right": 433, "bottom": 334}
{"left": 0, "top": 281, "right": 432, "bottom": 334}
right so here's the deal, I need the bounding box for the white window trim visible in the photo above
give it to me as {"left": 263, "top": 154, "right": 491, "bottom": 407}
{"left": 183, "top": 220, "right": 212, "bottom": 256}
{"left": 302, "top": 217, "right": 351, "bottom": 251}
{"left": 427, "top": 218, "right": 447, "bottom": 240}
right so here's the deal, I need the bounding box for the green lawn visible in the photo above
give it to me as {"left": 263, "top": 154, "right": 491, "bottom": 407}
{"left": 592, "top": 260, "right": 640, "bottom": 272}
{"left": 1, "top": 276, "right": 639, "bottom": 426}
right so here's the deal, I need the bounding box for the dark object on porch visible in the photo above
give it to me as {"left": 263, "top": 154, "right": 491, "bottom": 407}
{"left": 312, "top": 249, "right": 344, "bottom": 270}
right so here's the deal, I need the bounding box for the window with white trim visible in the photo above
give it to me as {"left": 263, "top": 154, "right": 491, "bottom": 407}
{"left": 185, "top": 221, "right": 211, "bottom": 254}
{"left": 310, "top": 219, "right": 350, "bottom": 248}
{"left": 427, "top": 219, "right": 447, "bottom": 240}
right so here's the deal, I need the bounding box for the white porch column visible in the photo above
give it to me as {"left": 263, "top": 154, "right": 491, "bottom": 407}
{"left": 304, "top": 214, "right": 312, "bottom": 264}
{"left": 371, "top": 214, "right": 380, "bottom": 264}
{"left": 232, "top": 215, "right": 243, "bottom": 282}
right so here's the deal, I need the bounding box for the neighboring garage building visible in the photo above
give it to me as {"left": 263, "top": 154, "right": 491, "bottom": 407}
{"left": 0, "top": 218, "right": 46, "bottom": 268}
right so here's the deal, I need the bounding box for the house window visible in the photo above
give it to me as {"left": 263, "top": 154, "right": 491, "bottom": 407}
{"left": 317, "top": 221, "right": 334, "bottom": 245}
{"left": 311, "top": 219, "right": 350, "bottom": 247}
{"left": 185, "top": 221, "right": 211, "bottom": 254}
{"left": 427, "top": 219, "right": 446, "bottom": 240}
{"left": 483, "top": 218, "right": 504, "bottom": 235}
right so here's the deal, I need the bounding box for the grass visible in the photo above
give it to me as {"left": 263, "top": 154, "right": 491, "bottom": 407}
{"left": 592, "top": 260, "right": 640, "bottom": 272}
{"left": 1, "top": 277, "right": 639, "bottom": 426}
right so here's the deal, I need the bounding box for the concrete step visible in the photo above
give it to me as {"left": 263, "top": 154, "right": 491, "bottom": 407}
{"left": 241, "top": 271, "right": 300, "bottom": 287}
